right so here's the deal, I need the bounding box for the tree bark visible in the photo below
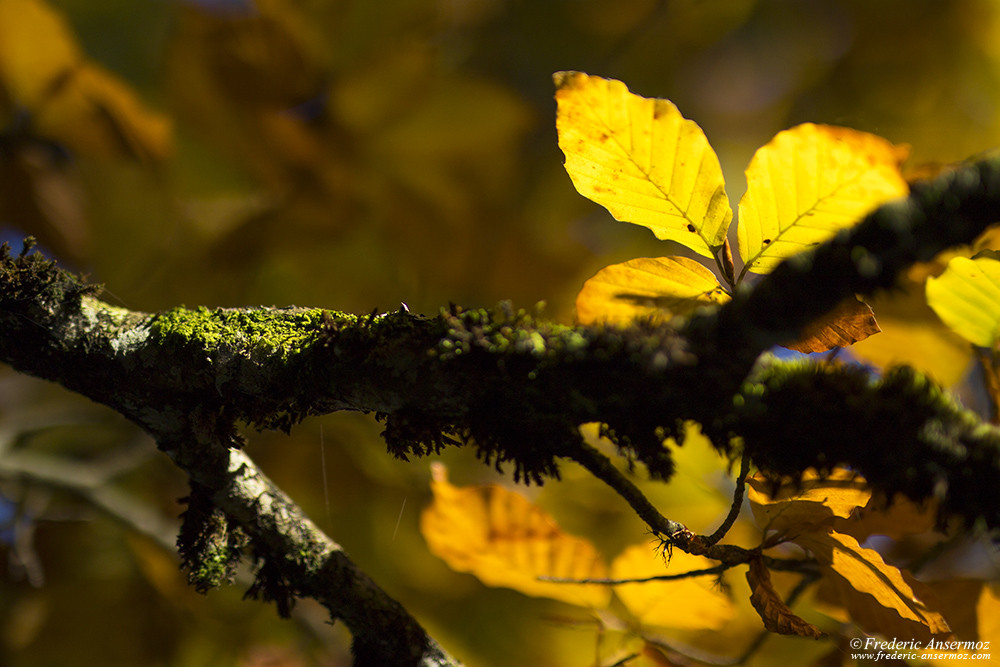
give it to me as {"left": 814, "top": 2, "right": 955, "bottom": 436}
{"left": 3, "top": 156, "right": 1000, "bottom": 664}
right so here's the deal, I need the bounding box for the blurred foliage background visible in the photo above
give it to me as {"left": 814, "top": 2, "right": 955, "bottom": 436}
{"left": 3, "top": 0, "right": 1000, "bottom": 665}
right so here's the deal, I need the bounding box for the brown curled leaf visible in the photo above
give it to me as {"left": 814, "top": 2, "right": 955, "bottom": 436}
{"left": 747, "top": 556, "right": 824, "bottom": 638}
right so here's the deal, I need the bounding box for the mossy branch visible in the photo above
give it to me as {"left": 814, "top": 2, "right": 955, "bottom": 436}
{"left": 4, "top": 155, "right": 1000, "bottom": 664}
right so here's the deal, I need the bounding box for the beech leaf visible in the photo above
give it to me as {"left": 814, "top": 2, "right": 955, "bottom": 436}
{"left": 796, "top": 529, "right": 950, "bottom": 637}
{"left": 926, "top": 253, "right": 1000, "bottom": 348}
{"left": 575, "top": 256, "right": 730, "bottom": 325}
{"left": 554, "top": 71, "right": 731, "bottom": 258}
{"left": 746, "top": 556, "right": 823, "bottom": 638}
{"left": 610, "top": 543, "right": 735, "bottom": 630}
{"left": 420, "top": 463, "right": 611, "bottom": 609}
{"left": 783, "top": 296, "right": 881, "bottom": 353}
{"left": 738, "top": 123, "right": 909, "bottom": 275}
{"left": 748, "top": 469, "right": 870, "bottom": 536}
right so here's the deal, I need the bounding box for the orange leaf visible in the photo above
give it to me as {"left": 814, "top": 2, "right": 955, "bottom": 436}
{"left": 747, "top": 469, "right": 870, "bottom": 537}
{"left": 746, "top": 556, "right": 823, "bottom": 638}
{"left": 796, "top": 529, "right": 950, "bottom": 638}
{"left": 783, "top": 297, "right": 881, "bottom": 353}
{"left": 420, "top": 463, "right": 611, "bottom": 609}
{"left": 834, "top": 493, "right": 938, "bottom": 542}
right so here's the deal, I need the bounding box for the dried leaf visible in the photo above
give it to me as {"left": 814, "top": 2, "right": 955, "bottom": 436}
{"left": 738, "top": 123, "right": 909, "bottom": 275}
{"left": 784, "top": 297, "right": 881, "bottom": 353}
{"left": 746, "top": 556, "right": 823, "bottom": 638}
{"left": 555, "top": 71, "right": 731, "bottom": 258}
{"left": 421, "top": 463, "right": 611, "bottom": 609}
{"left": 575, "top": 256, "right": 730, "bottom": 325}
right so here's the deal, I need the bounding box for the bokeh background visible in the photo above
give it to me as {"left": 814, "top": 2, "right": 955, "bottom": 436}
{"left": 3, "top": 1, "right": 1000, "bottom": 665}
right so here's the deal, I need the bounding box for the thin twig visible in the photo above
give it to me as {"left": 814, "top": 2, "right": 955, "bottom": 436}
{"left": 539, "top": 563, "right": 728, "bottom": 585}
{"left": 704, "top": 448, "right": 751, "bottom": 546}
{"left": 567, "top": 439, "right": 685, "bottom": 537}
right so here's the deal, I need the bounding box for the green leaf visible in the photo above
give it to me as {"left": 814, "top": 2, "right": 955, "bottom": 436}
{"left": 554, "top": 71, "right": 731, "bottom": 258}
{"left": 926, "top": 253, "right": 1000, "bottom": 347}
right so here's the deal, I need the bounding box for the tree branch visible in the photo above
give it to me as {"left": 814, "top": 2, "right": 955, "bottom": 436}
{"left": 4, "top": 154, "right": 1000, "bottom": 663}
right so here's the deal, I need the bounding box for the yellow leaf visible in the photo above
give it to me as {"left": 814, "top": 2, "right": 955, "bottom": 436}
{"left": 554, "top": 71, "right": 731, "bottom": 259}
{"left": 34, "top": 63, "right": 172, "bottom": 162}
{"left": 926, "top": 253, "right": 1000, "bottom": 348}
{"left": 575, "top": 256, "right": 730, "bottom": 325}
{"left": 796, "top": 529, "right": 950, "bottom": 637}
{"left": 783, "top": 296, "right": 881, "bottom": 353}
{"left": 611, "top": 543, "right": 735, "bottom": 630}
{"left": 738, "top": 124, "right": 909, "bottom": 275}
{"left": 0, "top": 0, "right": 170, "bottom": 161}
{"left": 746, "top": 556, "right": 823, "bottom": 638}
{"left": 0, "top": 0, "right": 79, "bottom": 108}
{"left": 747, "top": 469, "right": 871, "bottom": 537}
{"left": 420, "top": 463, "right": 611, "bottom": 609}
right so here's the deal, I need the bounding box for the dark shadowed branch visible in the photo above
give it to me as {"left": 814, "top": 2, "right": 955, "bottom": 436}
{"left": 3, "top": 155, "right": 1000, "bottom": 664}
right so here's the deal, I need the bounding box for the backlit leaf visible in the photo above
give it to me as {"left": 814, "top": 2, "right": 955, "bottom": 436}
{"left": 611, "top": 543, "right": 735, "bottom": 630}
{"left": 926, "top": 253, "right": 1000, "bottom": 348}
{"left": 783, "top": 296, "right": 881, "bottom": 353}
{"left": 834, "top": 493, "right": 938, "bottom": 542}
{"left": 421, "top": 463, "right": 611, "bottom": 609}
{"left": 746, "top": 556, "right": 823, "bottom": 638}
{"left": 575, "top": 256, "right": 730, "bottom": 325}
{"left": 738, "top": 124, "right": 908, "bottom": 275}
{"left": 555, "top": 71, "right": 731, "bottom": 258}
{"left": 748, "top": 469, "right": 870, "bottom": 536}
{"left": 795, "top": 529, "right": 950, "bottom": 637}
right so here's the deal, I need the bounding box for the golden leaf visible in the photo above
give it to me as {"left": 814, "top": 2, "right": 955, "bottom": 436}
{"left": 420, "top": 463, "right": 611, "bottom": 609}
{"left": 611, "top": 543, "right": 735, "bottom": 630}
{"left": 0, "top": 0, "right": 170, "bottom": 161}
{"left": 0, "top": 0, "right": 79, "bottom": 107}
{"left": 833, "top": 492, "right": 938, "bottom": 542}
{"left": 738, "top": 123, "right": 909, "bottom": 275}
{"left": 746, "top": 556, "right": 823, "bottom": 638}
{"left": 554, "top": 71, "right": 731, "bottom": 259}
{"left": 784, "top": 296, "right": 881, "bottom": 353}
{"left": 926, "top": 253, "right": 1000, "bottom": 348}
{"left": 796, "top": 529, "right": 950, "bottom": 637}
{"left": 575, "top": 256, "right": 730, "bottom": 325}
{"left": 747, "top": 469, "right": 871, "bottom": 537}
